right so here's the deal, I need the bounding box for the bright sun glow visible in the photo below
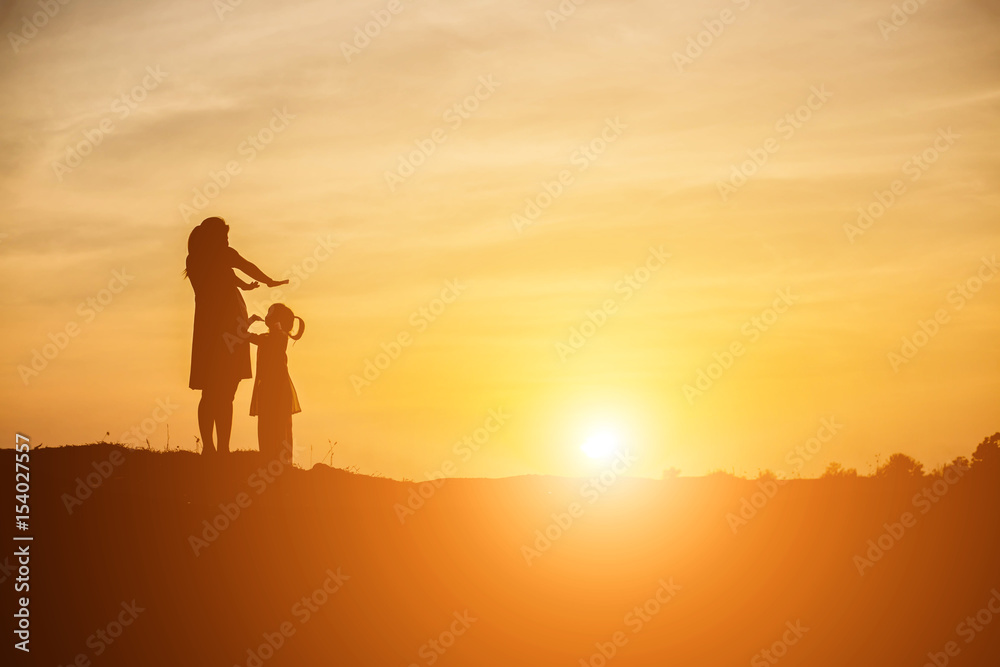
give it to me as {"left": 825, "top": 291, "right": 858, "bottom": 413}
{"left": 581, "top": 430, "right": 621, "bottom": 460}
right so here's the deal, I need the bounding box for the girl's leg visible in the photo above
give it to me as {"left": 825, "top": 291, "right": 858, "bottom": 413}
{"left": 280, "top": 415, "right": 293, "bottom": 466}
{"left": 259, "top": 411, "right": 277, "bottom": 461}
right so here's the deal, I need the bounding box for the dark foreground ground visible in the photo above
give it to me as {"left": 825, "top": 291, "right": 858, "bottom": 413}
{"left": 3, "top": 440, "right": 1000, "bottom": 667}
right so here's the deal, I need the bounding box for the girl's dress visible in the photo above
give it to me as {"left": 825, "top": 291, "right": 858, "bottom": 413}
{"left": 249, "top": 329, "right": 300, "bottom": 461}
{"left": 249, "top": 331, "right": 301, "bottom": 418}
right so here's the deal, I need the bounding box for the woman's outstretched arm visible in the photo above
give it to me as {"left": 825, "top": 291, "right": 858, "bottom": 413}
{"left": 229, "top": 249, "right": 289, "bottom": 287}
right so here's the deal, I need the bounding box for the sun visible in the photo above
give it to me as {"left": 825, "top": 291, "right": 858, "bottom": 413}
{"left": 580, "top": 430, "right": 621, "bottom": 460}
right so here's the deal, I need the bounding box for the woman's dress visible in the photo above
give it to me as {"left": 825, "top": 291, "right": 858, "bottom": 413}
{"left": 188, "top": 247, "right": 252, "bottom": 390}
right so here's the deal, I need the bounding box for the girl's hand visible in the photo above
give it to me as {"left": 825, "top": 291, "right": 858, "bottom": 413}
{"left": 245, "top": 281, "right": 260, "bottom": 290}
{"left": 248, "top": 314, "right": 263, "bottom": 324}
{"left": 267, "top": 279, "right": 290, "bottom": 288}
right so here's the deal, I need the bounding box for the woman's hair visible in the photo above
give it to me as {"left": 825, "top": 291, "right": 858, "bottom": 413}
{"left": 184, "top": 217, "right": 229, "bottom": 279}
{"left": 269, "top": 303, "right": 305, "bottom": 341}
{"left": 183, "top": 226, "right": 203, "bottom": 279}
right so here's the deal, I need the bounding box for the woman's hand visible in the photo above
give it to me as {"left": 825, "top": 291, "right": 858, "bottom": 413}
{"left": 266, "top": 279, "right": 290, "bottom": 288}
{"left": 244, "top": 281, "right": 260, "bottom": 291}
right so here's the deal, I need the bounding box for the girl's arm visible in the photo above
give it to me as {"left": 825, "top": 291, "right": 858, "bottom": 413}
{"left": 229, "top": 248, "right": 289, "bottom": 288}
{"left": 246, "top": 315, "right": 265, "bottom": 345}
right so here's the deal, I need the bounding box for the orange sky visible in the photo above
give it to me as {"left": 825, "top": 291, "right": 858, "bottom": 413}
{"left": 1, "top": 0, "right": 998, "bottom": 479}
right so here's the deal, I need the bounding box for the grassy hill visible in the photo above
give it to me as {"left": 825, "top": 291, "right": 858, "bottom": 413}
{"left": 4, "top": 437, "right": 1000, "bottom": 667}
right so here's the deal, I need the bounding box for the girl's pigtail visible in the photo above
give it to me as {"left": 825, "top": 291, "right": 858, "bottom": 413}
{"left": 290, "top": 316, "right": 305, "bottom": 341}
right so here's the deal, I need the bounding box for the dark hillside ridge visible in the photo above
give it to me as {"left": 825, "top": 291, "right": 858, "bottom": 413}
{"left": 3, "top": 439, "right": 999, "bottom": 667}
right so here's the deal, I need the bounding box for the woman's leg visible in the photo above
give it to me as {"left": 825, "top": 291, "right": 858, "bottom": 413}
{"left": 198, "top": 391, "right": 216, "bottom": 455}
{"left": 257, "top": 414, "right": 270, "bottom": 459}
{"left": 215, "top": 378, "right": 240, "bottom": 454}
{"left": 216, "top": 400, "right": 233, "bottom": 454}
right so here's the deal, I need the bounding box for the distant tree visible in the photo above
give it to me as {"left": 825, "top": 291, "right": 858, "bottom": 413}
{"left": 705, "top": 469, "right": 739, "bottom": 481}
{"left": 930, "top": 456, "right": 971, "bottom": 478}
{"left": 822, "top": 462, "right": 858, "bottom": 479}
{"left": 950, "top": 456, "right": 971, "bottom": 470}
{"left": 972, "top": 432, "right": 1000, "bottom": 469}
{"left": 876, "top": 453, "right": 924, "bottom": 480}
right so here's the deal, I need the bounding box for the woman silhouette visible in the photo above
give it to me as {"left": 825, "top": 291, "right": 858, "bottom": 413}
{"left": 185, "top": 217, "right": 288, "bottom": 456}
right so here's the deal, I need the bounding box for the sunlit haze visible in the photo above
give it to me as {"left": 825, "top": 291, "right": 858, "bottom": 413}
{"left": 1, "top": 0, "right": 998, "bottom": 481}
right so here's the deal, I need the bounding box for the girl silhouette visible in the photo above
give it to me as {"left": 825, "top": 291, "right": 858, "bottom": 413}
{"left": 247, "top": 303, "right": 303, "bottom": 463}
{"left": 185, "top": 217, "right": 288, "bottom": 456}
